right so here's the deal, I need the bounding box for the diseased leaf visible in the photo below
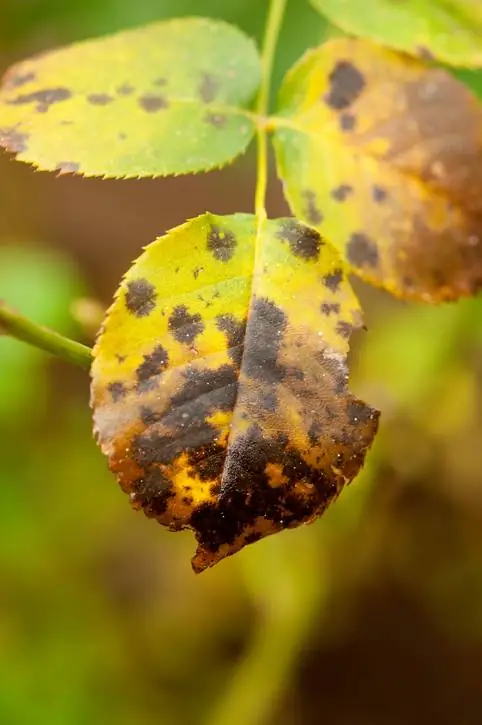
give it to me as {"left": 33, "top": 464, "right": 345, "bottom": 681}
{"left": 91, "top": 213, "right": 379, "bottom": 572}
{"left": 0, "top": 18, "right": 260, "bottom": 178}
{"left": 273, "top": 38, "right": 482, "bottom": 302}
{"left": 311, "top": 0, "right": 482, "bottom": 67}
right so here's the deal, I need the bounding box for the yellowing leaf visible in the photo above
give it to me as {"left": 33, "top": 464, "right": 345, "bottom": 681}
{"left": 0, "top": 18, "right": 260, "bottom": 178}
{"left": 311, "top": 0, "right": 482, "bottom": 67}
{"left": 273, "top": 38, "right": 482, "bottom": 302}
{"left": 91, "top": 213, "right": 379, "bottom": 572}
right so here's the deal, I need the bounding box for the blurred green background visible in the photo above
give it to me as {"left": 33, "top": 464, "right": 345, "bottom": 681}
{"left": 2, "top": 2, "right": 482, "bottom": 724}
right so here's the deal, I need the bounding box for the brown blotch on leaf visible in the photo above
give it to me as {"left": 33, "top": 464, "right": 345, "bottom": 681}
{"left": 130, "top": 468, "right": 174, "bottom": 518}
{"left": 199, "top": 73, "right": 219, "bottom": 103}
{"left": 4, "top": 70, "right": 36, "bottom": 90}
{"left": 7, "top": 87, "right": 71, "bottom": 112}
{"left": 336, "top": 320, "right": 353, "bottom": 339}
{"left": 207, "top": 224, "right": 237, "bottom": 262}
{"left": 55, "top": 161, "right": 80, "bottom": 174}
{"left": 136, "top": 345, "right": 169, "bottom": 387}
{"left": 302, "top": 189, "right": 323, "bottom": 225}
{"left": 325, "top": 61, "right": 366, "bottom": 110}
{"left": 331, "top": 184, "right": 353, "bottom": 202}
{"left": 277, "top": 219, "right": 322, "bottom": 260}
{"left": 187, "top": 442, "right": 226, "bottom": 481}
{"left": 320, "top": 302, "right": 341, "bottom": 316}
{"left": 125, "top": 278, "right": 157, "bottom": 317}
{"left": 244, "top": 297, "right": 287, "bottom": 384}
{"left": 0, "top": 127, "right": 29, "bottom": 153}
{"left": 323, "top": 269, "right": 343, "bottom": 292}
{"left": 205, "top": 113, "right": 227, "bottom": 128}
{"left": 346, "top": 232, "right": 379, "bottom": 269}
{"left": 340, "top": 112, "right": 356, "bottom": 131}
{"left": 168, "top": 305, "right": 205, "bottom": 345}
{"left": 87, "top": 93, "right": 114, "bottom": 105}
{"left": 216, "top": 313, "right": 247, "bottom": 367}
{"left": 372, "top": 185, "right": 387, "bottom": 203}
{"left": 138, "top": 95, "right": 169, "bottom": 112}
{"left": 108, "top": 381, "right": 127, "bottom": 402}
{"left": 117, "top": 83, "right": 134, "bottom": 95}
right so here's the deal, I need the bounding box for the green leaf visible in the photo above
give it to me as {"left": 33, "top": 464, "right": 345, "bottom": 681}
{"left": 91, "top": 213, "right": 379, "bottom": 572}
{"left": 0, "top": 18, "right": 260, "bottom": 178}
{"left": 311, "top": 0, "right": 482, "bottom": 68}
{"left": 272, "top": 38, "right": 482, "bottom": 302}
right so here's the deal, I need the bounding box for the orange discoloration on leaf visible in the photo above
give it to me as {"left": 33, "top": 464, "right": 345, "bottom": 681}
{"left": 273, "top": 38, "right": 482, "bottom": 302}
{"left": 91, "top": 213, "right": 378, "bottom": 572}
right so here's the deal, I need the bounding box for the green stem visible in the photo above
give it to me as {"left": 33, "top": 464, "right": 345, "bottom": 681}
{"left": 0, "top": 302, "right": 92, "bottom": 370}
{"left": 254, "top": 0, "right": 287, "bottom": 222}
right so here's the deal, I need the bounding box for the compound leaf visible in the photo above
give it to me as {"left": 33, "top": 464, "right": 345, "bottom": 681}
{"left": 91, "top": 213, "right": 379, "bottom": 572}
{"left": 273, "top": 38, "right": 482, "bottom": 302}
{"left": 311, "top": 0, "right": 482, "bottom": 67}
{"left": 0, "top": 18, "right": 260, "bottom": 178}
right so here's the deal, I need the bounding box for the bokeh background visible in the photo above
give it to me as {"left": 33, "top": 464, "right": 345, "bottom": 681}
{"left": 2, "top": 2, "right": 482, "bottom": 724}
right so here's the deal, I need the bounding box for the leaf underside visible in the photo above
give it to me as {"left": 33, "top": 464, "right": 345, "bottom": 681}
{"left": 90, "top": 213, "right": 379, "bottom": 572}
{"left": 311, "top": 0, "right": 482, "bottom": 67}
{"left": 0, "top": 18, "right": 260, "bottom": 178}
{"left": 273, "top": 38, "right": 482, "bottom": 302}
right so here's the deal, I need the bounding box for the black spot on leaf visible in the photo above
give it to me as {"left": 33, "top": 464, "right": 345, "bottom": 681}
{"left": 320, "top": 302, "right": 341, "bottom": 316}
{"left": 130, "top": 468, "right": 174, "bottom": 518}
{"left": 187, "top": 442, "right": 226, "bottom": 481}
{"left": 346, "top": 232, "right": 379, "bottom": 269}
{"left": 277, "top": 220, "right": 322, "bottom": 260}
{"left": 323, "top": 269, "right": 343, "bottom": 292}
{"left": 302, "top": 189, "right": 323, "bottom": 224}
{"left": 331, "top": 184, "right": 353, "bottom": 202}
{"left": 325, "top": 61, "right": 366, "bottom": 110}
{"left": 244, "top": 297, "right": 287, "bottom": 384}
{"left": 117, "top": 83, "right": 134, "bottom": 95}
{"left": 138, "top": 95, "right": 168, "bottom": 112}
{"left": 125, "top": 278, "right": 157, "bottom": 317}
{"left": 372, "top": 185, "right": 387, "bottom": 203}
{"left": 87, "top": 93, "right": 113, "bottom": 105}
{"left": 207, "top": 224, "right": 237, "bottom": 262}
{"left": 340, "top": 112, "right": 356, "bottom": 131}
{"left": 5, "top": 71, "right": 36, "bottom": 89}
{"left": 136, "top": 345, "right": 169, "bottom": 386}
{"left": 7, "top": 87, "right": 71, "bottom": 111}
{"left": 216, "top": 314, "right": 246, "bottom": 367}
{"left": 0, "top": 127, "right": 29, "bottom": 152}
{"left": 168, "top": 305, "right": 205, "bottom": 344}
{"left": 336, "top": 321, "right": 353, "bottom": 339}
{"left": 108, "top": 381, "right": 127, "bottom": 402}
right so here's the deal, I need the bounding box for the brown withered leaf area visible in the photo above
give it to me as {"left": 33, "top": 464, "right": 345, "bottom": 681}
{"left": 273, "top": 38, "right": 482, "bottom": 302}
{"left": 91, "top": 213, "right": 379, "bottom": 572}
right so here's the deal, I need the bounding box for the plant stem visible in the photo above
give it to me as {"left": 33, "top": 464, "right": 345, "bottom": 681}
{"left": 0, "top": 302, "right": 93, "bottom": 370}
{"left": 254, "top": 0, "right": 287, "bottom": 222}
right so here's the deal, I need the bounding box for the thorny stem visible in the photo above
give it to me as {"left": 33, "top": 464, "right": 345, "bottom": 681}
{"left": 254, "top": 0, "right": 287, "bottom": 224}
{"left": 0, "top": 301, "right": 92, "bottom": 370}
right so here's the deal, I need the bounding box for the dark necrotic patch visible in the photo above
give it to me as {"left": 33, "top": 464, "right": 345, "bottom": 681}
{"left": 277, "top": 219, "right": 322, "bottom": 260}
{"left": 320, "top": 302, "right": 340, "bottom": 316}
{"left": 244, "top": 532, "right": 262, "bottom": 545}
{"left": 372, "top": 185, "right": 387, "bottom": 203}
{"left": 187, "top": 442, "right": 226, "bottom": 481}
{"left": 331, "top": 184, "right": 353, "bottom": 202}
{"left": 346, "top": 400, "right": 375, "bottom": 425}
{"left": 325, "top": 61, "right": 366, "bottom": 110}
{"left": 138, "top": 95, "right": 168, "bottom": 112}
{"left": 340, "top": 112, "right": 356, "bottom": 131}
{"left": 205, "top": 113, "right": 227, "bottom": 127}
{"left": 55, "top": 161, "right": 80, "bottom": 173}
{"left": 207, "top": 224, "right": 237, "bottom": 262}
{"left": 7, "top": 87, "right": 71, "bottom": 110}
{"left": 140, "top": 406, "right": 162, "bottom": 426}
{"left": 216, "top": 314, "right": 246, "bottom": 366}
{"left": 346, "top": 232, "right": 379, "bottom": 269}
{"left": 125, "top": 278, "right": 157, "bottom": 317}
{"left": 244, "top": 297, "right": 287, "bottom": 384}
{"left": 302, "top": 189, "right": 323, "bottom": 225}
{"left": 117, "top": 83, "right": 134, "bottom": 95}
{"left": 108, "top": 381, "right": 127, "bottom": 402}
{"left": 87, "top": 93, "right": 113, "bottom": 105}
{"left": 199, "top": 73, "right": 219, "bottom": 103}
{"left": 136, "top": 345, "right": 169, "bottom": 387}
{"left": 168, "top": 305, "right": 204, "bottom": 345}
{"left": 336, "top": 320, "right": 353, "bottom": 339}
{"left": 323, "top": 268, "right": 343, "bottom": 292}
{"left": 130, "top": 467, "right": 173, "bottom": 518}
{"left": 0, "top": 127, "right": 29, "bottom": 153}
{"left": 5, "top": 71, "right": 36, "bottom": 89}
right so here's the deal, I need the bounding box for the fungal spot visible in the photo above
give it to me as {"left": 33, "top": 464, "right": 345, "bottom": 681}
{"left": 168, "top": 305, "right": 205, "bottom": 344}
{"left": 325, "top": 61, "right": 366, "bottom": 110}
{"left": 136, "top": 345, "right": 169, "bottom": 386}
{"left": 323, "top": 269, "right": 343, "bottom": 292}
{"left": 277, "top": 219, "right": 322, "bottom": 260}
{"left": 108, "top": 381, "right": 127, "bottom": 402}
{"left": 0, "top": 127, "right": 29, "bottom": 153}
{"left": 346, "top": 400, "right": 374, "bottom": 424}
{"left": 340, "top": 112, "right": 356, "bottom": 131}
{"left": 372, "top": 185, "right": 387, "bottom": 203}
{"left": 302, "top": 189, "right": 323, "bottom": 224}
{"left": 187, "top": 442, "right": 226, "bottom": 481}
{"left": 207, "top": 224, "right": 237, "bottom": 262}
{"left": 199, "top": 73, "right": 219, "bottom": 103}
{"left": 117, "top": 83, "right": 134, "bottom": 95}
{"left": 130, "top": 468, "right": 174, "bottom": 518}
{"left": 320, "top": 302, "right": 341, "bottom": 316}
{"left": 87, "top": 93, "right": 113, "bottom": 105}
{"left": 55, "top": 161, "right": 80, "bottom": 174}
{"left": 331, "top": 184, "right": 353, "bottom": 202}
{"left": 216, "top": 313, "right": 247, "bottom": 367}
{"left": 244, "top": 297, "right": 287, "bottom": 384}
{"left": 346, "top": 232, "right": 379, "bottom": 269}
{"left": 5, "top": 70, "right": 36, "bottom": 89}
{"left": 138, "top": 95, "right": 168, "bottom": 112}
{"left": 125, "top": 278, "right": 157, "bottom": 317}
{"left": 140, "top": 406, "right": 162, "bottom": 426}
{"left": 7, "top": 87, "right": 71, "bottom": 112}
{"left": 205, "top": 113, "right": 227, "bottom": 127}
{"left": 193, "top": 266, "right": 203, "bottom": 279}
{"left": 336, "top": 320, "right": 353, "bottom": 339}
